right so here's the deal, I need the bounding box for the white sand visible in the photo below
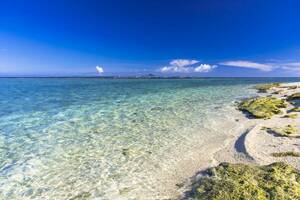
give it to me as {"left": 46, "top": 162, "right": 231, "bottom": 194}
{"left": 170, "top": 82, "right": 300, "bottom": 199}
{"left": 214, "top": 82, "right": 300, "bottom": 170}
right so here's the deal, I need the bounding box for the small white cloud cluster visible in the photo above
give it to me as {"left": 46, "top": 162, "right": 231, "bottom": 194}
{"left": 96, "top": 66, "right": 104, "bottom": 74}
{"left": 159, "top": 59, "right": 216, "bottom": 73}
{"left": 169, "top": 59, "right": 199, "bottom": 67}
{"left": 194, "top": 64, "right": 217, "bottom": 72}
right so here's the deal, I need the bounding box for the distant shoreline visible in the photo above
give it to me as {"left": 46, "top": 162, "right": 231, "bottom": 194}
{"left": 1, "top": 76, "right": 300, "bottom": 79}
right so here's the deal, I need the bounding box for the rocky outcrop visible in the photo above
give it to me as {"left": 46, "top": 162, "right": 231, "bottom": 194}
{"left": 194, "top": 162, "right": 300, "bottom": 200}
{"left": 253, "top": 83, "right": 281, "bottom": 93}
{"left": 238, "top": 97, "right": 287, "bottom": 119}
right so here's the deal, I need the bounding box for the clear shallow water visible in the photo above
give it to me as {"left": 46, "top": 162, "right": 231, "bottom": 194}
{"left": 0, "top": 78, "right": 300, "bottom": 199}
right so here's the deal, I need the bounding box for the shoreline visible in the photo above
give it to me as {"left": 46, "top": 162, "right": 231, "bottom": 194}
{"left": 1, "top": 80, "right": 299, "bottom": 199}
{"left": 151, "top": 98, "right": 252, "bottom": 199}
{"left": 177, "top": 81, "right": 300, "bottom": 199}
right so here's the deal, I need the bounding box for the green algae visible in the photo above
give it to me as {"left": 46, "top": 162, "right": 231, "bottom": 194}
{"left": 271, "top": 152, "right": 300, "bottom": 157}
{"left": 194, "top": 162, "right": 300, "bottom": 200}
{"left": 254, "top": 83, "right": 281, "bottom": 93}
{"left": 238, "top": 97, "right": 287, "bottom": 119}
{"left": 287, "top": 92, "right": 300, "bottom": 100}
{"left": 292, "top": 107, "right": 300, "bottom": 112}
{"left": 266, "top": 124, "right": 298, "bottom": 137}
{"left": 283, "top": 113, "right": 298, "bottom": 119}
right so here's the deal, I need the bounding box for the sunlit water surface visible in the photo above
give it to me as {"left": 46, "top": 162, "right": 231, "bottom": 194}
{"left": 1, "top": 78, "right": 299, "bottom": 199}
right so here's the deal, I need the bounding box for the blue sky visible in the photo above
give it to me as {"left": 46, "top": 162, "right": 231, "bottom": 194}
{"left": 1, "top": 0, "right": 300, "bottom": 76}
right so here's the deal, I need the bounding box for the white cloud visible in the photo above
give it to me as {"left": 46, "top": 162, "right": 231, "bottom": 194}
{"left": 280, "top": 62, "right": 300, "bottom": 68}
{"left": 96, "top": 66, "right": 104, "bottom": 74}
{"left": 279, "top": 62, "right": 300, "bottom": 73}
{"left": 160, "top": 66, "right": 175, "bottom": 72}
{"left": 219, "top": 60, "right": 300, "bottom": 74}
{"left": 160, "top": 65, "right": 193, "bottom": 73}
{"left": 284, "top": 62, "right": 300, "bottom": 66}
{"left": 159, "top": 59, "right": 216, "bottom": 73}
{"left": 159, "top": 58, "right": 300, "bottom": 74}
{"left": 169, "top": 59, "right": 199, "bottom": 67}
{"left": 194, "top": 64, "right": 217, "bottom": 73}
{"left": 220, "top": 60, "right": 273, "bottom": 71}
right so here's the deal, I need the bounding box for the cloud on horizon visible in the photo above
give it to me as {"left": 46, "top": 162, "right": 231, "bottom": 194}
{"left": 220, "top": 60, "right": 300, "bottom": 74}
{"left": 169, "top": 59, "right": 199, "bottom": 67}
{"left": 194, "top": 64, "right": 217, "bottom": 72}
{"left": 159, "top": 59, "right": 216, "bottom": 73}
{"left": 280, "top": 62, "right": 300, "bottom": 72}
{"left": 219, "top": 60, "right": 273, "bottom": 71}
{"left": 96, "top": 66, "right": 104, "bottom": 74}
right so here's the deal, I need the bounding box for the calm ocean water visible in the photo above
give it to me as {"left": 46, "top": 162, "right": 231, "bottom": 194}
{"left": 0, "top": 77, "right": 299, "bottom": 199}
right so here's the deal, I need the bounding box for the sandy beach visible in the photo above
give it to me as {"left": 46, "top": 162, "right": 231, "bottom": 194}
{"left": 178, "top": 82, "right": 300, "bottom": 199}
{"left": 215, "top": 82, "right": 300, "bottom": 169}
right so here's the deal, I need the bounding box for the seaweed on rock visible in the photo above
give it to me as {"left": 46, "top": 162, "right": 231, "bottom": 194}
{"left": 283, "top": 113, "right": 298, "bottom": 119}
{"left": 238, "top": 97, "right": 287, "bottom": 119}
{"left": 253, "top": 83, "right": 281, "bottom": 93}
{"left": 292, "top": 107, "right": 300, "bottom": 112}
{"left": 266, "top": 124, "right": 298, "bottom": 137}
{"left": 271, "top": 152, "right": 300, "bottom": 157}
{"left": 287, "top": 92, "right": 300, "bottom": 100}
{"left": 194, "top": 162, "right": 300, "bottom": 200}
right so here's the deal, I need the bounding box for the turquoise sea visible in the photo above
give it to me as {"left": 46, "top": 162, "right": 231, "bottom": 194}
{"left": 0, "top": 78, "right": 300, "bottom": 199}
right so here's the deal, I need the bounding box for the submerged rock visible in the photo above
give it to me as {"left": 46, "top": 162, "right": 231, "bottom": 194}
{"left": 150, "top": 106, "right": 164, "bottom": 111}
{"left": 253, "top": 83, "right": 281, "bottom": 93}
{"left": 238, "top": 97, "right": 287, "bottom": 119}
{"left": 121, "top": 148, "right": 151, "bottom": 157}
{"left": 119, "top": 187, "right": 133, "bottom": 195}
{"left": 70, "top": 192, "right": 91, "bottom": 200}
{"left": 122, "top": 148, "right": 135, "bottom": 157}
{"left": 194, "top": 162, "right": 300, "bottom": 200}
{"left": 266, "top": 124, "right": 298, "bottom": 137}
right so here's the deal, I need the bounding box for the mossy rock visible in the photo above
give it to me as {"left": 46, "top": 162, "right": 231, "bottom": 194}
{"left": 266, "top": 124, "right": 298, "bottom": 137}
{"left": 254, "top": 83, "right": 281, "bottom": 93}
{"left": 283, "top": 113, "right": 298, "bottom": 119}
{"left": 287, "top": 92, "right": 300, "bottom": 100}
{"left": 194, "top": 162, "right": 300, "bottom": 200}
{"left": 271, "top": 152, "right": 300, "bottom": 157}
{"left": 292, "top": 107, "right": 300, "bottom": 112}
{"left": 238, "top": 97, "right": 287, "bottom": 119}
{"left": 272, "top": 90, "right": 284, "bottom": 95}
{"left": 288, "top": 85, "right": 298, "bottom": 90}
